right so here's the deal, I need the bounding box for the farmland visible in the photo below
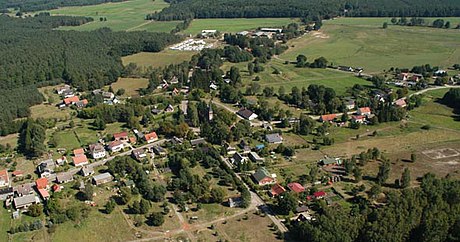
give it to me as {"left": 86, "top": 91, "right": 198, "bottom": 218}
{"left": 281, "top": 17, "right": 460, "bottom": 73}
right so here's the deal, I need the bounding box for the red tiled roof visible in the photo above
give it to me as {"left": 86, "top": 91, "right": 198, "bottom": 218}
{"left": 36, "top": 177, "right": 48, "bottom": 189}
{"left": 38, "top": 188, "right": 50, "bottom": 198}
{"left": 359, "top": 107, "right": 371, "bottom": 113}
{"left": 12, "top": 170, "right": 24, "bottom": 176}
{"left": 82, "top": 99, "right": 89, "bottom": 105}
{"left": 320, "top": 114, "right": 336, "bottom": 121}
{"left": 64, "top": 96, "right": 79, "bottom": 105}
{"left": 0, "top": 169, "right": 9, "bottom": 183}
{"left": 271, "top": 184, "right": 286, "bottom": 196}
{"left": 352, "top": 115, "right": 365, "bottom": 120}
{"left": 52, "top": 184, "right": 61, "bottom": 192}
{"left": 113, "top": 131, "right": 128, "bottom": 140}
{"left": 73, "top": 155, "right": 89, "bottom": 166}
{"left": 145, "top": 132, "right": 158, "bottom": 141}
{"left": 108, "top": 140, "right": 124, "bottom": 149}
{"left": 395, "top": 99, "right": 407, "bottom": 107}
{"left": 313, "top": 191, "right": 327, "bottom": 198}
{"left": 73, "top": 148, "right": 85, "bottom": 157}
{"left": 287, "top": 182, "right": 305, "bottom": 193}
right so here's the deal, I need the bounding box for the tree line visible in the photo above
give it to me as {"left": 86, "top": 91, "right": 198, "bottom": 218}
{"left": 0, "top": 0, "right": 122, "bottom": 12}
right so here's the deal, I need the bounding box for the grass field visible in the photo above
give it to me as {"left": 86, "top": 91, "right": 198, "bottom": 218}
{"left": 281, "top": 17, "right": 460, "bottom": 73}
{"left": 110, "top": 77, "right": 149, "bottom": 97}
{"left": 183, "top": 18, "right": 299, "bottom": 35}
{"left": 122, "top": 49, "right": 195, "bottom": 68}
{"left": 47, "top": 0, "right": 174, "bottom": 32}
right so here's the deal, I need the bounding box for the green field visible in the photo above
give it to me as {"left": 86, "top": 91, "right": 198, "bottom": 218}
{"left": 183, "top": 18, "right": 299, "bottom": 35}
{"left": 122, "top": 49, "right": 196, "bottom": 68}
{"left": 281, "top": 17, "right": 460, "bottom": 73}
{"left": 47, "top": 0, "right": 175, "bottom": 32}
{"left": 110, "top": 77, "right": 149, "bottom": 97}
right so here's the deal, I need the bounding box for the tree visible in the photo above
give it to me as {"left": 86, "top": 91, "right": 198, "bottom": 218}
{"left": 18, "top": 119, "right": 46, "bottom": 157}
{"left": 105, "top": 198, "right": 116, "bottom": 214}
{"left": 93, "top": 115, "right": 106, "bottom": 130}
{"left": 211, "top": 187, "right": 226, "bottom": 203}
{"left": 116, "top": 89, "right": 125, "bottom": 96}
{"left": 28, "top": 204, "right": 43, "bottom": 217}
{"left": 139, "top": 199, "right": 151, "bottom": 214}
{"left": 296, "top": 54, "right": 307, "bottom": 67}
{"left": 186, "top": 102, "right": 200, "bottom": 127}
{"left": 391, "top": 17, "right": 397, "bottom": 24}
{"left": 411, "top": 153, "right": 417, "bottom": 162}
{"left": 277, "top": 192, "right": 297, "bottom": 215}
{"left": 353, "top": 167, "right": 362, "bottom": 183}
{"left": 119, "top": 187, "right": 132, "bottom": 205}
{"left": 400, "top": 168, "right": 411, "bottom": 188}
{"left": 82, "top": 183, "right": 94, "bottom": 201}
{"left": 148, "top": 212, "right": 164, "bottom": 226}
{"left": 383, "top": 22, "right": 388, "bottom": 29}
{"left": 445, "top": 21, "right": 451, "bottom": 29}
{"left": 376, "top": 161, "right": 391, "bottom": 185}
{"left": 368, "top": 184, "right": 381, "bottom": 199}
{"left": 248, "top": 62, "right": 254, "bottom": 76}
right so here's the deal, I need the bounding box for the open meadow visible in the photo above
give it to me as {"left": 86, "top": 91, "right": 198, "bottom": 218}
{"left": 47, "top": 0, "right": 176, "bottom": 32}
{"left": 281, "top": 17, "right": 460, "bottom": 73}
{"left": 122, "top": 49, "right": 196, "bottom": 68}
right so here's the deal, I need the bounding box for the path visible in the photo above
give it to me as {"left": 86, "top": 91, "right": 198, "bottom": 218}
{"left": 126, "top": 21, "right": 152, "bottom": 32}
{"left": 409, "top": 85, "right": 460, "bottom": 97}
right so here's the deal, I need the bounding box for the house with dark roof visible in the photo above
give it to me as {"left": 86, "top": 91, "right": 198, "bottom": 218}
{"left": 249, "top": 152, "right": 264, "bottom": 163}
{"left": 231, "top": 153, "right": 247, "bottom": 165}
{"left": 56, "top": 173, "right": 74, "bottom": 184}
{"left": 92, "top": 173, "right": 114, "bottom": 186}
{"left": 265, "top": 133, "right": 283, "bottom": 144}
{"left": 152, "top": 146, "right": 166, "bottom": 156}
{"left": 132, "top": 149, "right": 147, "bottom": 161}
{"left": 252, "top": 167, "right": 276, "bottom": 185}
{"left": 237, "top": 108, "right": 258, "bottom": 121}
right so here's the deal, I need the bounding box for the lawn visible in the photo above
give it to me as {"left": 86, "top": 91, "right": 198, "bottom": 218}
{"left": 0, "top": 133, "right": 18, "bottom": 149}
{"left": 281, "top": 17, "right": 460, "bottom": 73}
{"left": 30, "top": 104, "right": 71, "bottom": 120}
{"left": 110, "top": 77, "right": 149, "bottom": 97}
{"left": 0, "top": 207, "right": 11, "bottom": 242}
{"left": 122, "top": 49, "right": 195, "bottom": 68}
{"left": 183, "top": 18, "right": 299, "bottom": 35}
{"left": 47, "top": 0, "right": 174, "bottom": 32}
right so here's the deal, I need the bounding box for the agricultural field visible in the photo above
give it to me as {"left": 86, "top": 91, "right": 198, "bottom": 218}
{"left": 110, "top": 77, "right": 149, "bottom": 97}
{"left": 281, "top": 17, "right": 460, "bottom": 73}
{"left": 47, "top": 0, "right": 175, "bottom": 32}
{"left": 183, "top": 18, "right": 299, "bottom": 35}
{"left": 122, "top": 49, "right": 196, "bottom": 68}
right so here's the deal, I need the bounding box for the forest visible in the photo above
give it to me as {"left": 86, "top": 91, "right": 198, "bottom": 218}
{"left": 0, "top": 14, "right": 181, "bottom": 134}
{"left": 0, "top": 0, "right": 122, "bottom": 12}
{"left": 148, "top": 0, "right": 460, "bottom": 21}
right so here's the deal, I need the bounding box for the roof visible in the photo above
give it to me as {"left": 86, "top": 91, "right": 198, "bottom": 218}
{"left": 394, "top": 99, "right": 407, "bottom": 107}
{"left": 314, "top": 191, "right": 327, "bottom": 198}
{"left": 352, "top": 115, "right": 365, "bottom": 120}
{"left": 89, "top": 143, "right": 105, "bottom": 153}
{"left": 145, "top": 132, "right": 158, "bottom": 141}
{"left": 265, "top": 133, "right": 283, "bottom": 143}
{"left": 73, "top": 148, "right": 85, "bottom": 157}
{"left": 93, "top": 172, "right": 113, "bottom": 181}
{"left": 81, "top": 166, "right": 94, "bottom": 175}
{"left": 14, "top": 194, "right": 37, "bottom": 207}
{"left": 108, "top": 140, "right": 124, "bottom": 149}
{"left": 237, "top": 108, "right": 256, "bottom": 119}
{"left": 73, "top": 155, "right": 88, "bottom": 166}
{"left": 38, "top": 188, "right": 50, "bottom": 198}
{"left": 64, "top": 96, "right": 79, "bottom": 105}
{"left": 359, "top": 107, "right": 371, "bottom": 113}
{"left": 190, "top": 138, "right": 206, "bottom": 146}
{"left": 12, "top": 170, "right": 24, "bottom": 176}
{"left": 288, "top": 183, "right": 305, "bottom": 193}
{"left": 253, "top": 167, "right": 271, "bottom": 182}
{"left": 35, "top": 177, "right": 48, "bottom": 189}
{"left": 0, "top": 169, "right": 9, "bottom": 184}
{"left": 56, "top": 173, "right": 73, "bottom": 182}
{"left": 271, "top": 184, "right": 286, "bottom": 196}
{"left": 113, "top": 131, "right": 128, "bottom": 139}
{"left": 14, "top": 183, "right": 33, "bottom": 195}
{"left": 52, "top": 184, "right": 61, "bottom": 192}
{"left": 320, "top": 114, "right": 337, "bottom": 121}
{"left": 321, "top": 158, "right": 339, "bottom": 165}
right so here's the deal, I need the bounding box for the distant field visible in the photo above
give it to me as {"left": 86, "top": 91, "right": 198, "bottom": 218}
{"left": 122, "top": 49, "right": 195, "bottom": 68}
{"left": 111, "top": 77, "right": 149, "bottom": 97}
{"left": 47, "top": 0, "right": 175, "bottom": 32}
{"left": 281, "top": 17, "right": 460, "bottom": 73}
{"left": 183, "top": 18, "right": 299, "bottom": 35}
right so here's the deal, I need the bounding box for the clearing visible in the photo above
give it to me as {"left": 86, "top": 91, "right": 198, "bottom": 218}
{"left": 122, "top": 49, "right": 196, "bottom": 68}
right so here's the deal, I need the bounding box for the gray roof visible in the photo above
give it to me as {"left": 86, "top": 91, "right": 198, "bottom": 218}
{"left": 252, "top": 167, "right": 271, "bottom": 182}
{"left": 190, "top": 138, "right": 206, "bottom": 146}
{"left": 265, "top": 133, "right": 283, "bottom": 143}
{"left": 56, "top": 173, "right": 74, "bottom": 183}
{"left": 14, "top": 183, "right": 34, "bottom": 196}
{"left": 93, "top": 172, "right": 113, "bottom": 181}
{"left": 237, "top": 108, "right": 256, "bottom": 120}
{"left": 14, "top": 194, "right": 37, "bottom": 208}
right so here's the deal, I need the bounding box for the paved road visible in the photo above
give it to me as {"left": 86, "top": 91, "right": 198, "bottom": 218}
{"left": 409, "top": 85, "right": 460, "bottom": 97}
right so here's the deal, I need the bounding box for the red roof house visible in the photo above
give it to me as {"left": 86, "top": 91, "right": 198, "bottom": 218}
{"left": 357, "top": 107, "right": 371, "bottom": 116}
{"left": 144, "top": 132, "right": 158, "bottom": 144}
{"left": 320, "top": 114, "right": 337, "bottom": 122}
{"left": 113, "top": 131, "right": 129, "bottom": 141}
{"left": 351, "top": 115, "right": 365, "bottom": 123}
{"left": 73, "top": 155, "right": 89, "bottom": 167}
{"left": 64, "top": 96, "right": 80, "bottom": 105}
{"left": 73, "top": 148, "right": 85, "bottom": 157}
{"left": 35, "top": 177, "right": 48, "bottom": 190}
{"left": 12, "top": 170, "right": 24, "bottom": 177}
{"left": 52, "top": 184, "right": 61, "bottom": 192}
{"left": 38, "top": 188, "right": 50, "bottom": 200}
{"left": 270, "top": 184, "right": 286, "bottom": 197}
{"left": 313, "top": 191, "right": 327, "bottom": 199}
{"left": 287, "top": 182, "right": 305, "bottom": 193}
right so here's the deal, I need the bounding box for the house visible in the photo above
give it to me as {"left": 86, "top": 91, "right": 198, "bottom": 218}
{"left": 151, "top": 108, "right": 162, "bottom": 115}
{"left": 75, "top": 99, "right": 88, "bottom": 108}
{"left": 14, "top": 194, "right": 39, "bottom": 209}
{"left": 320, "top": 114, "right": 337, "bottom": 122}
{"left": 228, "top": 196, "right": 243, "bottom": 208}
{"left": 226, "top": 145, "right": 237, "bottom": 155}
{"left": 56, "top": 173, "right": 74, "bottom": 184}
{"left": 320, "top": 157, "right": 342, "bottom": 166}
{"left": 0, "top": 169, "right": 10, "bottom": 188}
{"left": 170, "top": 76, "right": 179, "bottom": 84}
{"left": 351, "top": 115, "right": 365, "bottom": 123}
{"left": 113, "top": 131, "right": 129, "bottom": 142}
{"left": 252, "top": 167, "right": 276, "bottom": 185}
{"left": 145, "top": 131, "right": 158, "bottom": 143}
{"left": 132, "top": 149, "right": 147, "bottom": 161}
{"left": 52, "top": 184, "right": 61, "bottom": 192}
{"left": 265, "top": 133, "right": 283, "bottom": 144}
{"left": 345, "top": 99, "right": 356, "bottom": 110}
{"left": 165, "top": 104, "right": 174, "bottom": 113}
{"left": 249, "top": 152, "right": 264, "bottom": 163}
{"left": 357, "top": 107, "right": 371, "bottom": 116}
{"left": 394, "top": 98, "right": 407, "bottom": 108}
{"left": 35, "top": 177, "right": 49, "bottom": 190}
{"left": 190, "top": 138, "right": 206, "bottom": 147}
{"left": 38, "top": 188, "right": 50, "bottom": 200}
{"left": 14, "top": 183, "right": 34, "bottom": 197}
{"left": 56, "top": 85, "right": 71, "bottom": 95}
{"left": 63, "top": 96, "right": 80, "bottom": 106}
{"left": 237, "top": 108, "right": 258, "bottom": 121}
{"left": 209, "top": 83, "right": 218, "bottom": 90}
{"left": 201, "top": 29, "right": 217, "bottom": 37}
{"left": 37, "top": 159, "right": 55, "bottom": 178}
{"left": 73, "top": 148, "right": 85, "bottom": 157}
{"left": 313, "top": 191, "right": 327, "bottom": 199}
{"left": 338, "top": 66, "right": 354, "bottom": 72}
{"left": 270, "top": 184, "right": 286, "bottom": 197}
{"left": 89, "top": 143, "right": 106, "bottom": 159}
{"left": 12, "top": 170, "right": 24, "bottom": 177}
{"left": 232, "top": 153, "right": 247, "bottom": 165}
{"left": 55, "top": 156, "right": 67, "bottom": 166}
{"left": 92, "top": 173, "right": 114, "bottom": 185}
{"left": 81, "top": 166, "right": 94, "bottom": 177}
{"left": 73, "top": 155, "right": 89, "bottom": 167}
{"left": 107, "top": 140, "right": 124, "bottom": 153}
{"left": 287, "top": 182, "right": 305, "bottom": 193}
{"left": 123, "top": 180, "right": 135, "bottom": 188}
{"left": 411, "top": 74, "right": 423, "bottom": 82}
{"left": 152, "top": 146, "right": 166, "bottom": 156}
{"left": 398, "top": 73, "right": 409, "bottom": 81}
{"left": 0, "top": 187, "right": 13, "bottom": 200}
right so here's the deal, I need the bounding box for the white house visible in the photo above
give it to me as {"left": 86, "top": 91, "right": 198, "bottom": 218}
{"left": 89, "top": 143, "right": 106, "bottom": 159}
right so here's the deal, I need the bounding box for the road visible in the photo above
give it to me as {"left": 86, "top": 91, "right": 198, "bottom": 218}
{"left": 409, "top": 85, "right": 460, "bottom": 97}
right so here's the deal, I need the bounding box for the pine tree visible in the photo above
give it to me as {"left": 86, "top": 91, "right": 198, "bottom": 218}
{"left": 401, "top": 168, "right": 411, "bottom": 188}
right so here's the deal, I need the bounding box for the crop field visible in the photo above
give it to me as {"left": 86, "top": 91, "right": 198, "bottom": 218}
{"left": 47, "top": 0, "right": 175, "bottom": 32}
{"left": 281, "top": 17, "right": 460, "bottom": 73}
{"left": 122, "top": 49, "right": 195, "bottom": 68}
{"left": 183, "top": 18, "right": 299, "bottom": 35}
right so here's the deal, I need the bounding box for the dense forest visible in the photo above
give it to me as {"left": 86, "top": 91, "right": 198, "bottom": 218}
{"left": 148, "top": 0, "right": 460, "bottom": 21}
{"left": 0, "top": 14, "right": 181, "bottom": 134}
{"left": 0, "top": 0, "right": 122, "bottom": 12}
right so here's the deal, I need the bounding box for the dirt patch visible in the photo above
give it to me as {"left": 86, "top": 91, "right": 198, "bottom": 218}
{"left": 422, "top": 148, "right": 460, "bottom": 160}
{"left": 311, "top": 31, "right": 329, "bottom": 39}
